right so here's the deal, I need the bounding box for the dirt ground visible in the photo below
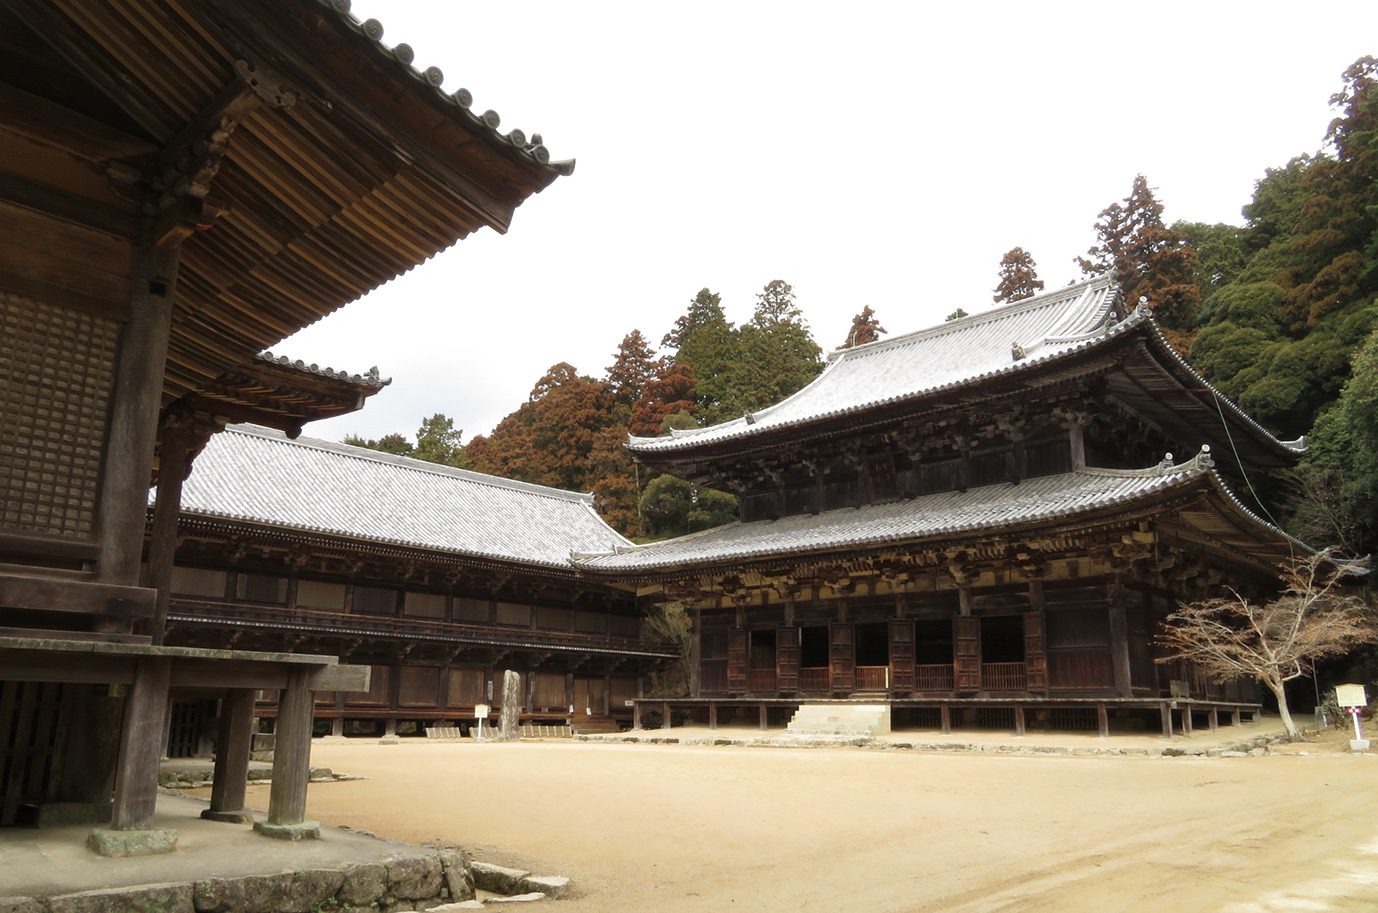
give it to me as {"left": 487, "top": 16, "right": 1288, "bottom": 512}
{"left": 236, "top": 724, "right": 1378, "bottom": 913}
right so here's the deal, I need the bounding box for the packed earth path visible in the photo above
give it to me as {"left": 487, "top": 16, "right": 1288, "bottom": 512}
{"left": 234, "top": 725, "right": 1378, "bottom": 913}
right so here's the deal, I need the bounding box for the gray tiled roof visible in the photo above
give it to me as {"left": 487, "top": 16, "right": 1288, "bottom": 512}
{"left": 630, "top": 276, "right": 1124, "bottom": 453}
{"left": 573, "top": 452, "right": 1292, "bottom": 573}
{"left": 314, "top": 0, "right": 570, "bottom": 171}
{"left": 255, "top": 351, "right": 391, "bottom": 388}
{"left": 169, "top": 425, "right": 631, "bottom": 569}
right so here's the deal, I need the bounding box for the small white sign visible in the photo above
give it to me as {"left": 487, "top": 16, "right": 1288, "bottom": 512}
{"left": 474, "top": 703, "right": 490, "bottom": 718}
{"left": 1336, "top": 684, "right": 1367, "bottom": 708}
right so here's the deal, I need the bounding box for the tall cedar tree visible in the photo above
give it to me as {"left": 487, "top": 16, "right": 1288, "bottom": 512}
{"left": 841, "top": 305, "right": 886, "bottom": 348}
{"left": 993, "top": 247, "right": 1045, "bottom": 304}
{"left": 606, "top": 330, "right": 658, "bottom": 407}
{"left": 726, "top": 280, "right": 823, "bottom": 419}
{"left": 662, "top": 288, "right": 737, "bottom": 422}
{"left": 1078, "top": 175, "right": 1201, "bottom": 338}
{"left": 630, "top": 362, "right": 697, "bottom": 437}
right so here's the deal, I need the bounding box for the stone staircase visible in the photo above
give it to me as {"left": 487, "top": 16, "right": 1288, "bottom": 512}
{"left": 775, "top": 704, "right": 892, "bottom": 745}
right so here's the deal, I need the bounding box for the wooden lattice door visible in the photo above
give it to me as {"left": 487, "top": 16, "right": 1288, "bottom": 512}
{"left": 776, "top": 626, "right": 800, "bottom": 693}
{"left": 889, "top": 620, "right": 915, "bottom": 694}
{"left": 1024, "top": 610, "right": 1048, "bottom": 693}
{"left": 953, "top": 616, "right": 981, "bottom": 692}
{"left": 830, "top": 623, "right": 855, "bottom": 693}
{"left": 726, "top": 630, "right": 748, "bottom": 694}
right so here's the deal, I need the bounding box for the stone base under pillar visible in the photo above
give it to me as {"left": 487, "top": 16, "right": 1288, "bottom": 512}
{"left": 253, "top": 819, "right": 321, "bottom": 840}
{"left": 87, "top": 827, "right": 178, "bottom": 856}
{"left": 201, "top": 808, "right": 255, "bottom": 824}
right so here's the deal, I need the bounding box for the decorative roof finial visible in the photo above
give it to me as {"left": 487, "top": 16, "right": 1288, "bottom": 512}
{"left": 1011, "top": 342, "right": 1026, "bottom": 361}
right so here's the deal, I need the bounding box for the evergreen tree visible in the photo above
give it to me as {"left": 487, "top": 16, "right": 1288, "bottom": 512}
{"left": 840, "top": 305, "right": 886, "bottom": 348}
{"left": 630, "top": 363, "right": 697, "bottom": 437}
{"left": 345, "top": 416, "right": 471, "bottom": 469}
{"left": 343, "top": 431, "right": 412, "bottom": 457}
{"left": 1078, "top": 174, "right": 1201, "bottom": 333}
{"left": 606, "top": 329, "right": 658, "bottom": 407}
{"left": 993, "top": 247, "right": 1045, "bottom": 304}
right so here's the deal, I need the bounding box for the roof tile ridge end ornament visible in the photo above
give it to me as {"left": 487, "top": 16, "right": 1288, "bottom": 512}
{"left": 257, "top": 349, "right": 393, "bottom": 387}
{"left": 1075, "top": 446, "right": 1214, "bottom": 479}
{"left": 315, "top": 0, "right": 569, "bottom": 173}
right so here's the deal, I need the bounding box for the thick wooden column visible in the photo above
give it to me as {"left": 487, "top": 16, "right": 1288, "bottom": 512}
{"left": 203, "top": 689, "right": 255, "bottom": 822}
{"left": 1108, "top": 577, "right": 1133, "bottom": 697}
{"left": 146, "top": 416, "right": 211, "bottom": 644}
{"left": 110, "top": 657, "right": 172, "bottom": 829}
{"left": 689, "top": 608, "right": 702, "bottom": 698}
{"left": 1097, "top": 702, "right": 1109, "bottom": 739}
{"left": 95, "top": 241, "right": 182, "bottom": 591}
{"left": 257, "top": 666, "right": 319, "bottom": 838}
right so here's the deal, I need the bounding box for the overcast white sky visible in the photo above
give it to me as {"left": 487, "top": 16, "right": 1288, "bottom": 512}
{"left": 280, "top": 2, "right": 1377, "bottom": 446}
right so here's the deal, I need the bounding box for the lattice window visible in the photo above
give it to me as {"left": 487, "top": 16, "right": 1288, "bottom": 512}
{"left": 0, "top": 292, "right": 117, "bottom": 539}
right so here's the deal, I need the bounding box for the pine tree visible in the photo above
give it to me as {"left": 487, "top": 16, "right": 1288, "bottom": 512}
{"left": 993, "top": 247, "right": 1045, "bottom": 304}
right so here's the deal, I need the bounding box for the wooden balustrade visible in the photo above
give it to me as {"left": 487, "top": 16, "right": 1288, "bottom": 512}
{"left": 169, "top": 598, "right": 678, "bottom": 656}
{"left": 747, "top": 669, "right": 778, "bottom": 693}
{"left": 981, "top": 662, "right": 1027, "bottom": 691}
{"left": 854, "top": 666, "right": 889, "bottom": 691}
{"left": 915, "top": 664, "right": 955, "bottom": 691}
{"left": 799, "top": 667, "right": 829, "bottom": 693}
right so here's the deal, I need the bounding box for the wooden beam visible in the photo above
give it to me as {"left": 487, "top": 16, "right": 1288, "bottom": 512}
{"left": 265, "top": 665, "right": 314, "bottom": 828}
{"left": 0, "top": 571, "right": 155, "bottom": 617}
{"left": 0, "top": 170, "right": 139, "bottom": 240}
{"left": 204, "top": 688, "right": 254, "bottom": 821}
{"left": 0, "top": 82, "right": 159, "bottom": 162}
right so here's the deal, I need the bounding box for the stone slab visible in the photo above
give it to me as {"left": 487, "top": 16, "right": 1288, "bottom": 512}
{"left": 87, "top": 828, "right": 178, "bottom": 857}
{"left": 252, "top": 820, "right": 321, "bottom": 841}
{"left": 514, "top": 877, "right": 568, "bottom": 900}
{"left": 470, "top": 864, "right": 527, "bottom": 897}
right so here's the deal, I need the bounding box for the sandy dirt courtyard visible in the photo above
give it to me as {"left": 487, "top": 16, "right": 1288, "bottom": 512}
{"left": 237, "top": 727, "right": 1378, "bottom": 913}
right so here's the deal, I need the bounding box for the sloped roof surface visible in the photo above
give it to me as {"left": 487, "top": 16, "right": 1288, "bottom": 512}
{"left": 630, "top": 276, "right": 1124, "bottom": 453}
{"left": 172, "top": 425, "right": 631, "bottom": 568}
{"left": 575, "top": 453, "right": 1294, "bottom": 573}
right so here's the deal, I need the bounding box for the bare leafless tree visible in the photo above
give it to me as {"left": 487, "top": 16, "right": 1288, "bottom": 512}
{"left": 1157, "top": 550, "right": 1373, "bottom": 740}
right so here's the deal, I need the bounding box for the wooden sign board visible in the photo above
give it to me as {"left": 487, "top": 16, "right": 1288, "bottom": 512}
{"left": 474, "top": 703, "right": 490, "bottom": 718}
{"left": 1336, "top": 684, "right": 1367, "bottom": 708}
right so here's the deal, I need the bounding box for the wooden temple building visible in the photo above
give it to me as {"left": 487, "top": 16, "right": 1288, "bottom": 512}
{"left": 0, "top": 0, "right": 569, "bottom": 848}
{"left": 159, "top": 424, "right": 676, "bottom": 745}
{"left": 577, "top": 277, "right": 1306, "bottom": 738}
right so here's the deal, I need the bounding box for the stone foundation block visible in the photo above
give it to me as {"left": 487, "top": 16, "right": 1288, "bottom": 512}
{"left": 483, "top": 894, "right": 547, "bottom": 904}
{"left": 199, "top": 809, "right": 254, "bottom": 825}
{"left": 516, "top": 877, "right": 568, "bottom": 900}
{"left": 49, "top": 884, "right": 193, "bottom": 913}
{"left": 470, "top": 864, "right": 527, "bottom": 897}
{"left": 382, "top": 854, "right": 443, "bottom": 901}
{"left": 252, "top": 820, "right": 321, "bottom": 841}
{"left": 338, "top": 864, "right": 388, "bottom": 906}
{"left": 437, "top": 850, "right": 474, "bottom": 902}
{"left": 87, "top": 828, "right": 178, "bottom": 857}
{"left": 427, "top": 904, "right": 484, "bottom": 911}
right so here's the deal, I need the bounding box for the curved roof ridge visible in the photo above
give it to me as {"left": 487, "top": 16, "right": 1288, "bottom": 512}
{"left": 256, "top": 350, "right": 392, "bottom": 388}
{"left": 226, "top": 423, "right": 598, "bottom": 505}
{"left": 318, "top": 0, "right": 573, "bottom": 174}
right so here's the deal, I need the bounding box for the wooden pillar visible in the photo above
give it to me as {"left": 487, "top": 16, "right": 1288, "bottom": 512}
{"left": 144, "top": 417, "right": 198, "bottom": 644}
{"left": 1182, "top": 705, "right": 1194, "bottom": 736}
{"left": 1160, "top": 702, "right": 1173, "bottom": 740}
{"left": 264, "top": 666, "right": 315, "bottom": 831}
{"left": 661, "top": 702, "right": 671, "bottom": 730}
{"left": 565, "top": 673, "right": 575, "bottom": 716}
{"left": 1208, "top": 707, "right": 1219, "bottom": 731}
{"left": 758, "top": 702, "right": 768, "bottom": 731}
{"left": 1231, "top": 708, "right": 1242, "bottom": 727}
{"left": 940, "top": 705, "right": 951, "bottom": 735}
{"left": 1097, "top": 702, "right": 1109, "bottom": 739}
{"left": 330, "top": 718, "right": 344, "bottom": 738}
{"left": 708, "top": 703, "right": 718, "bottom": 730}
{"left": 1107, "top": 578, "right": 1133, "bottom": 698}
{"left": 110, "top": 657, "right": 172, "bottom": 830}
{"left": 689, "top": 607, "right": 702, "bottom": 698}
{"left": 632, "top": 701, "right": 642, "bottom": 730}
{"left": 95, "top": 241, "right": 183, "bottom": 591}
{"left": 203, "top": 689, "right": 255, "bottom": 822}
{"left": 1013, "top": 705, "right": 1025, "bottom": 737}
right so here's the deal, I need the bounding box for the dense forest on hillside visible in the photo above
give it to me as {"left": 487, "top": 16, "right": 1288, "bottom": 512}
{"left": 348, "top": 56, "right": 1378, "bottom": 556}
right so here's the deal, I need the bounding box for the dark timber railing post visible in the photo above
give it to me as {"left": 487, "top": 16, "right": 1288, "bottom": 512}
{"left": 1160, "top": 702, "right": 1173, "bottom": 740}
